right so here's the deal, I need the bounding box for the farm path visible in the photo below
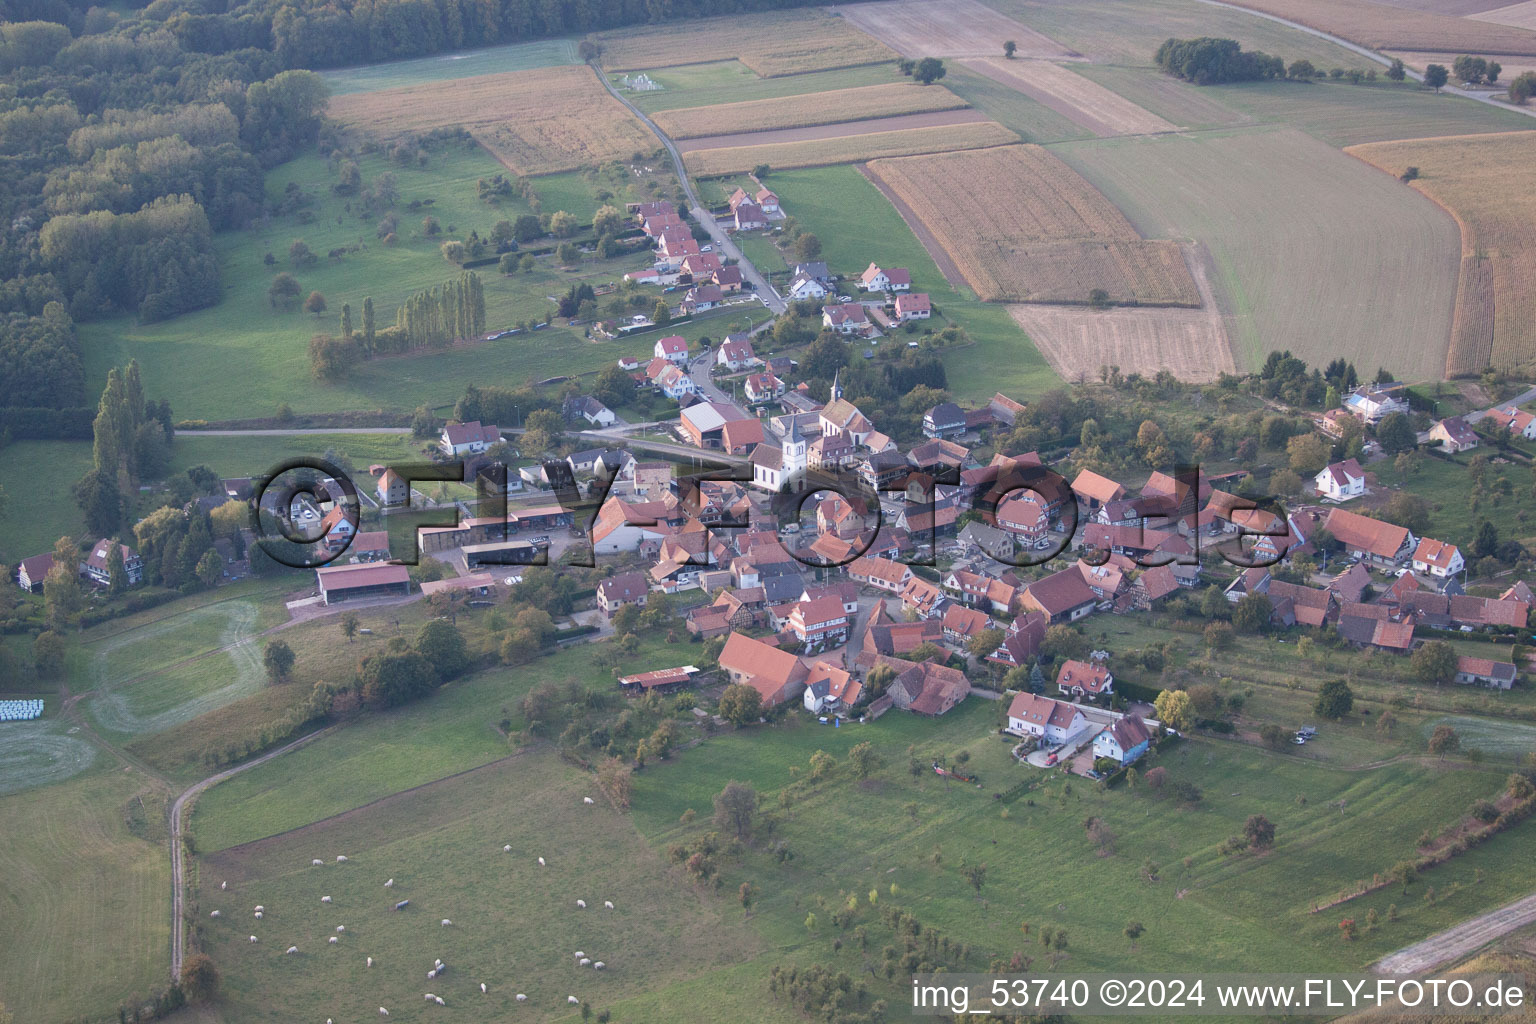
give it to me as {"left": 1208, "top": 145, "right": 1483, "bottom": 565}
{"left": 1374, "top": 889, "right": 1536, "bottom": 974}
{"left": 1195, "top": 0, "right": 1536, "bottom": 120}
{"left": 590, "top": 63, "right": 788, "bottom": 314}
{"left": 169, "top": 724, "right": 340, "bottom": 982}
{"left": 177, "top": 427, "right": 412, "bottom": 436}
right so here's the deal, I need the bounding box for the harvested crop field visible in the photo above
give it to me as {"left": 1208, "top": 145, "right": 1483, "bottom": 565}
{"left": 677, "top": 108, "right": 991, "bottom": 151}
{"left": 962, "top": 58, "right": 1177, "bottom": 136}
{"left": 1470, "top": 0, "right": 1536, "bottom": 28}
{"left": 1008, "top": 244, "right": 1233, "bottom": 381}
{"left": 328, "top": 66, "right": 655, "bottom": 175}
{"left": 593, "top": 9, "right": 896, "bottom": 77}
{"left": 1219, "top": 0, "right": 1536, "bottom": 55}
{"left": 652, "top": 82, "right": 968, "bottom": 139}
{"left": 863, "top": 144, "right": 1200, "bottom": 305}
{"left": 1349, "top": 131, "right": 1536, "bottom": 375}
{"left": 683, "top": 120, "right": 1019, "bottom": 176}
{"left": 834, "top": 0, "right": 1080, "bottom": 59}
{"left": 1057, "top": 127, "right": 1459, "bottom": 378}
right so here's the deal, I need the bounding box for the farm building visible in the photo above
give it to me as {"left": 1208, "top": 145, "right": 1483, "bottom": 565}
{"left": 315, "top": 562, "right": 411, "bottom": 604}
{"left": 15, "top": 552, "right": 53, "bottom": 594}
{"left": 1454, "top": 656, "right": 1516, "bottom": 690}
{"left": 618, "top": 665, "right": 699, "bottom": 694}
{"left": 1326, "top": 508, "right": 1415, "bottom": 568}
{"left": 718, "top": 631, "right": 809, "bottom": 706}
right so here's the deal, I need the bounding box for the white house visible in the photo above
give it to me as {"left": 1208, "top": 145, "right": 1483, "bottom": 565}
{"left": 1343, "top": 386, "right": 1409, "bottom": 424}
{"left": 859, "top": 263, "right": 911, "bottom": 292}
{"left": 1488, "top": 405, "right": 1536, "bottom": 440}
{"left": 1314, "top": 458, "right": 1366, "bottom": 500}
{"left": 822, "top": 302, "right": 869, "bottom": 335}
{"left": 441, "top": 420, "right": 501, "bottom": 456}
{"left": 802, "top": 661, "right": 861, "bottom": 714}
{"left": 655, "top": 364, "right": 697, "bottom": 400}
{"left": 716, "top": 336, "right": 760, "bottom": 371}
{"left": 1411, "top": 537, "right": 1464, "bottom": 579}
{"left": 1093, "top": 715, "right": 1152, "bottom": 765}
{"left": 787, "top": 272, "right": 828, "bottom": 300}
{"left": 654, "top": 335, "right": 688, "bottom": 364}
{"left": 1006, "top": 692, "right": 1086, "bottom": 745}
{"left": 744, "top": 372, "right": 784, "bottom": 405}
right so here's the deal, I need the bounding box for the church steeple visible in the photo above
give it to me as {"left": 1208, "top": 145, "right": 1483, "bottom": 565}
{"left": 830, "top": 368, "right": 842, "bottom": 401}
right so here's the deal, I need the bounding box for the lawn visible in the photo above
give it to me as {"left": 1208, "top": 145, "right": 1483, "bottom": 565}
{"left": 747, "top": 165, "right": 1061, "bottom": 401}
{"left": 320, "top": 37, "right": 579, "bottom": 95}
{"left": 77, "top": 143, "right": 669, "bottom": 422}
{"left": 0, "top": 769, "right": 171, "bottom": 1024}
{"left": 0, "top": 439, "right": 96, "bottom": 560}
{"left": 1053, "top": 126, "right": 1461, "bottom": 379}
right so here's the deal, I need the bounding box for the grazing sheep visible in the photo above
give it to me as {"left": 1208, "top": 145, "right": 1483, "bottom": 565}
{"left": 579, "top": 958, "right": 591, "bottom": 967}
{"left": 329, "top": 937, "right": 339, "bottom": 944}
{"left": 254, "top": 905, "right": 264, "bottom": 912}
{"left": 434, "top": 997, "right": 445, "bottom": 1006}
{"left": 537, "top": 857, "right": 546, "bottom": 866}
{"left": 379, "top": 1008, "right": 389, "bottom": 1017}
{"left": 254, "top": 912, "right": 262, "bottom": 919}
{"left": 210, "top": 910, "right": 221, "bottom": 918}
{"left": 435, "top": 959, "right": 443, "bottom": 968}
{"left": 427, "top": 970, "right": 436, "bottom": 980}
{"left": 576, "top": 900, "right": 586, "bottom": 909}
{"left": 583, "top": 797, "right": 595, "bottom": 804}
{"left": 394, "top": 900, "right": 410, "bottom": 911}
{"left": 480, "top": 983, "right": 487, "bottom": 994}
{"left": 384, "top": 878, "right": 394, "bottom": 888}
{"left": 574, "top": 951, "right": 586, "bottom": 959}
{"left": 249, "top": 936, "right": 258, "bottom": 943}
{"left": 516, "top": 994, "right": 527, "bottom": 1002}
{"left": 367, "top": 957, "right": 374, "bottom": 967}
{"left": 287, "top": 946, "right": 298, "bottom": 954}
{"left": 337, "top": 855, "right": 348, "bottom": 863}
{"left": 337, "top": 925, "right": 346, "bottom": 933}
{"left": 594, "top": 962, "right": 606, "bottom": 970}
{"left": 221, "top": 881, "right": 227, "bottom": 890}
{"left": 312, "top": 859, "right": 323, "bottom": 866}
{"left": 441, "top": 919, "right": 452, "bottom": 926}
{"left": 321, "top": 896, "right": 332, "bottom": 903}
{"left": 568, "top": 996, "right": 580, "bottom": 1005}
{"left": 424, "top": 994, "right": 435, "bottom": 1002}
{"left": 604, "top": 901, "right": 614, "bottom": 910}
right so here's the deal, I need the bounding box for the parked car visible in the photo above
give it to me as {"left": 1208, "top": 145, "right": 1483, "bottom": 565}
{"left": 1044, "top": 751, "right": 1058, "bottom": 766}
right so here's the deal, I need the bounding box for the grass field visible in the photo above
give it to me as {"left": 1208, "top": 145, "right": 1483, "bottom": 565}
{"left": 1055, "top": 126, "right": 1461, "bottom": 377}
{"left": 328, "top": 66, "right": 656, "bottom": 175}
{"left": 616, "top": 61, "right": 901, "bottom": 114}
{"left": 835, "top": 0, "right": 1080, "bottom": 59}
{"left": 0, "top": 769, "right": 170, "bottom": 1024}
{"left": 1065, "top": 63, "right": 1253, "bottom": 132}
{"left": 1425, "top": 715, "right": 1536, "bottom": 757}
{"left": 594, "top": 9, "right": 897, "bottom": 77}
{"left": 0, "top": 709, "right": 99, "bottom": 796}
{"left": 940, "top": 63, "right": 1096, "bottom": 143}
{"left": 960, "top": 57, "right": 1177, "bottom": 136}
{"left": 681, "top": 120, "right": 1020, "bottom": 176}
{"left": 743, "top": 164, "right": 1061, "bottom": 400}
{"left": 865, "top": 144, "right": 1202, "bottom": 305}
{"left": 1349, "top": 131, "right": 1536, "bottom": 376}
{"left": 1217, "top": 0, "right": 1536, "bottom": 56}
{"left": 0, "top": 440, "right": 95, "bottom": 560}
{"left": 652, "top": 81, "right": 969, "bottom": 139}
{"left": 320, "top": 38, "right": 579, "bottom": 95}
{"left": 78, "top": 145, "right": 669, "bottom": 421}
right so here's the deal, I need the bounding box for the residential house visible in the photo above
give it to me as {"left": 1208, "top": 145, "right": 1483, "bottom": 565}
{"left": 718, "top": 631, "right": 809, "bottom": 706}
{"left": 596, "top": 571, "right": 649, "bottom": 617}
{"left": 1130, "top": 563, "right": 1181, "bottom": 609}
{"left": 1429, "top": 416, "right": 1479, "bottom": 453}
{"left": 957, "top": 521, "right": 1014, "bottom": 561}
{"left": 848, "top": 555, "right": 911, "bottom": 593}
{"left": 822, "top": 302, "right": 870, "bottom": 335}
{"left": 680, "top": 252, "right": 723, "bottom": 280}
{"left": 716, "top": 336, "right": 760, "bottom": 371}
{"left": 1093, "top": 714, "right": 1152, "bottom": 765}
{"left": 887, "top": 658, "right": 970, "bottom": 715}
{"left": 753, "top": 187, "right": 780, "bottom": 213}
{"left": 808, "top": 432, "right": 857, "bottom": 471}
{"left": 794, "top": 261, "right": 832, "bottom": 285}
{"left": 859, "top": 263, "right": 911, "bottom": 292}
{"left": 859, "top": 451, "right": 909, "bottom": 490}
{"left": 803, "top": 661, "right": 861, "bottom": 714}
{"left": 1315, "top": 458, "right": 1366, "bottom": 500}
{"left": 987, "top": 611, "right": 1047, "bottom": 669}
{"left": 591, "top": 499, "right": 669, "bottom": 555}
{"left": 376, "top": 467, "right": 409, "bottom": 507}
{"left": 1488, "top": 405, "right": 1536, "bottom": 440}
{"left": 733, "top": 202, "right": 767, "bottom": 231}
{"left": 1326, "top": 508, "right": 1415, "bottom": 568}
{"left": 1454, "top": 655, "right": 1517, "bottom": 690}
{"left": 788, "top": 596, "right": 849, "bottom": 646}
{"left": 922, "top": 402, "right": 966, "bottom": 440}
{"left": 942, "top": 569, "right": 1019, "bottom": 615}
{"left": 653, "top": 363, "right": 698, "bottom": 401}
{"left": 16, "top": 552, "right": 54, "bottom": 593}
{"left": 713, "top": 265, "right": 743, "bottom": 293}
{"left": 1344, "top": 384, "right": 1410, "bottom": 424}
{"left": 899, "top": 575, "right": 947, "bottom": 619}
{"left": 1412, "top": 538, "right": 1464, "bottom": 581}
{"left": 941, "top": 604, "right": 992, "bottom": 645}
{"left": 654, "top": 334, "right": 689, "bottom": 364}
{"left": 1266, "top": 579, "right": 1336, "bottom": 628}
{"left": 787, "top": 271, "right": 828, "bottom": 300}
{"left": 1006, "top": 692, "right": 1086, "bottom": 744}
{"left": 1019, "top": 566, "right": 1099, "bottom": 623}
{"left": 895, "top": 292, "right": 931, "bottom": 321}
{"left": 1071, "top": 470, "right": 1126, "bottom": 511}
{"left": 81, "top": 539, "right": 143, "bottom": 588}
{"left": 441, "top": 420, "right": 501, "bottom": 456}
{"left": 995, "top": 494, "right": 1050, "bottom": 548}
{"left": 682, "top": 283, "right": 723, "bottom": 314}
{"left": 566, "top": 394, "right": 617, "bottom": 427}
{"left": 1327, "top": 562, "right": 1373, "bottom": 604}
{"left": 318, "top": 506, "right": 357, "bottom": 553}
{"left": 744, "top": 371, "right": 785, "bottom": 405}
{"left": 1057, "top": 658, "right": 1112, "bottom": 699}
{"left": 907, "top": 438, "right": 970, "bottom": 474}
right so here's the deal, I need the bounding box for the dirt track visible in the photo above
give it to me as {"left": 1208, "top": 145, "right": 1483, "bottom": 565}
{"left": 676, "top": 108, "right": 990, "bottom": 151}
{"left": 857, "top": 161, "right": 967, "bottom": 290}
{"left": 1374, "top": 889, "right": 1536, "bottom": 974}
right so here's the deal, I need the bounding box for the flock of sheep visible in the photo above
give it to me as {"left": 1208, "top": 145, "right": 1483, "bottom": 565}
{"left": 206, "top": 794, "right": 620, "bottom": 1018}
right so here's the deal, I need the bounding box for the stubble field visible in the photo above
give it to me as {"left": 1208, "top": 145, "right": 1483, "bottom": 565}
{"left": 1470, "top": 0, "right": 1536, "bottom": 29}
{"left": 593, "top": 9, "right": 896, "bottom": 77}
{"left": 651, "top": 81, "right": 969, "bottom": 139}
{"left": 327, "top": 66, "right": 656, "bottom": 175}
{"left": 1218, "top": 0, "right": 1536, "bottom": 55}
{"left": 961, "top": 57, "right": 1178, "bottom": 136}
{"left": 1349, "top": 130, "right": 1536, "bottom": 375}
{"left": 833, "top": 0, "right": 1080, "bottom": 59}
{"left": 682, "top": 119, "right": 1020, "bottom": 176}
{"left": 863, "top": 144, "right": 1202, "bottom": 305}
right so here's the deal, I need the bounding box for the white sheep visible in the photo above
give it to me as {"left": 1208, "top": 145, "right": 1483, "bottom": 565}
{"left": 321, "top": 895, "right": 332, "bottom": 903}
{"left": 583, "top": 796, "right": 595, "bottom": 804}
{"left": 329, "top": 937, "right": 338, "bottom": 945}
{"left": 336, "top": 925, "right": 346, "bottom": 933}
{"left": 576, "top": 900, "right": 586, "bottom": 909}
{"left": 427, "top": 970, "right": 437, "bottom": 980}
{"left": 503, "top": 844, "right": 511, "bottom": 852}
{"left": 379, "top": 1008, "right": 389, "bottom": 1017}
{"left": 254, "top": 911, "right": 263, "bottom": 919}
{"left": 337, "top": 855, "right": 348, "bottom": 862}
{"left": 424, "top": 994, "right": 435, "bottom": 1002}
{"left": 367, "top": 956, "right": 374, "bottom": 967}
{"left": 435, "top": 958, "right": 443, "bottom": 967}
{"left": 312, "top": 858, "right": 323, "bottom": 866}
{"left": 221, "top": 881, "right": 227, "bottom": 890}
{"left": 210, "top": 910, "right": 221, "bottom": 918}
{"left": 480, "top": 983, "right": 487, "bottom": 994}
{"left": 579, "top": 958, "right": 591, "bottom": 967}
{"left": 568, "top": 996, "right": 580, "bottom": 1005}
{"left": 254, "top": 905, "right": 264, "bottom": 912}
{"left": 441, "top": 919, "right": 452, "bottom": 926}
{"left": 516, "top": 994, "right": 527, "bottom": 1002}
{"left": 249, "top": 936, "right": 258, "bottom": 943}
{"left": 434, "top": 997, "right": 445, "bottom": 1006}
{"left": 287, "top": 946, "right": 299, "bottom": 954}
{"left": 574, "top": 951, "right": 586, "bottom": 959}
{"left": 384, "top": 878, "right": 394, "bottom": 888}
{"left": 604, "top": 901, "right": 614, "bottom": 910}
{"left": 594, "top": 962, "right": 606, "bottom": 970}
{"left": 538, "top": 856, "right": 546, "bottom": 866}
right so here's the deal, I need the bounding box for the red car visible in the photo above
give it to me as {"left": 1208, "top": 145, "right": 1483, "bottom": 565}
{"left": 1044, "top": 751, "right": 1058, "bottom": 766}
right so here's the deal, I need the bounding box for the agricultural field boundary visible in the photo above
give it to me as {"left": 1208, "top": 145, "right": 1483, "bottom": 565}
{"left": 856, "top": 162, "right": 968, "bottom": 289}
{"left": 676, "top": 108, "right": 993, "bottom": 152}
{"left": 651, "top": 82, "right": 970, "bottom": 139}
{"left": 960, "top": 58, "right": 1178, "bottom": 137}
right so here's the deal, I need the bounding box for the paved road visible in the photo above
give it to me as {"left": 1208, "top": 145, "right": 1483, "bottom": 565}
{"left": 1195, "top": 0, "right": 1536, "bottom": 121}
{"left": 591, "top": 64, "right": 787, "bottom": 315}
{"left": 1465, "top": 384, "right": 1536, "bottom": 423}
{"left": 1374, "top": 889, "right": 1536, "bottom": 975}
